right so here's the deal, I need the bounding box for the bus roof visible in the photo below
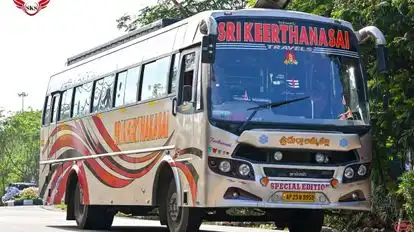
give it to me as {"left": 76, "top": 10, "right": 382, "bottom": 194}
{"left": 46, "top": 8, "right": 354, "bottom": 95}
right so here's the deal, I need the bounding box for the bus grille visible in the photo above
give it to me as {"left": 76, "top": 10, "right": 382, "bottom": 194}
{"left": 232, "top": 143, "right": 358, "bottom": 166}
{"left": 263, "top": 168, "right": 334, "bottom": 179}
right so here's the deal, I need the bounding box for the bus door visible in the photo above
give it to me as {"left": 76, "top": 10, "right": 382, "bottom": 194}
{"left": 172, "top": 47, "right": 200, "bottom": 157}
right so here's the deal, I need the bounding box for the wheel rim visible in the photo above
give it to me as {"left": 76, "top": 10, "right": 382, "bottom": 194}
{"left": 168, "top": 192, "right": 180, "bottom": 222}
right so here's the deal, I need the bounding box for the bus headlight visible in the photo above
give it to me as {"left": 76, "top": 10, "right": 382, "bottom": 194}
{"left": 238, "top": 164, "right": 251, "bottom": 176}
{"left": 219, "top": 161, "right": 231, "bottom": 173}
{"left": 208, "top": 157, "right": 255, "bottom": 180}
{"left": 342, "top": 163, "right": 371, "bottom": 184}
{"left": 358, "top": 165, "right": 367, "bottom": 176}
{"left": 344, "top": 167, "right": 354, "bottom": 179}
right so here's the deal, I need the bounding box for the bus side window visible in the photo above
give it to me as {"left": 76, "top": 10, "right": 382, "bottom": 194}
{"left": 169, "top": 53, "right": 180, "bottom": 94}
{"left": 180, "top": 52, "right": 196, "bottom": 103}
{"left": 50, "top": 94, "right": 61, "bottom": 123}
{"left": 42, "top": 96, "right": 51, "bottom": 125}
{"left": 59, "top": 88, "right": 73, "bottom": 121}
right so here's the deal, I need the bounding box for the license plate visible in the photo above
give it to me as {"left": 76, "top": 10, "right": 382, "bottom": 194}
{"left": 282, "top": 192, "right": 315, "bottom": 202}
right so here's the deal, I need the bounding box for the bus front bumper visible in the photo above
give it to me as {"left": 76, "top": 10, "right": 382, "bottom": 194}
{"left": 206, "top": 174, "right": 372, "bottom": 211}
{"left": 214, "top": 199, "right": 371, "bottom": 211}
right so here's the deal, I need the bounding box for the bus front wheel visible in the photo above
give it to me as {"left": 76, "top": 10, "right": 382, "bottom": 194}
{"left": 73, "top": 182, "right": 114, "bottom": 230}
{"left": 164, "top": 180, "right": 203, "bottom": 232}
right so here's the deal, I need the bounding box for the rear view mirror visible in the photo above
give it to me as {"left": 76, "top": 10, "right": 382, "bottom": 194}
{"left": 376, "top": 45, "right": 388, "bottom": 74}
{"left": 201, "top": 35, "right": 216, "bottom": 63}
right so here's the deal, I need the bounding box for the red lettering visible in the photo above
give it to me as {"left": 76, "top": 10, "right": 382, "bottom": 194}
{"left": 218, "top": 22, "right": 226, "bottom": 41}
{"left": 263, "top": 23, "right": 271, "bottom": 43}
{"left": 299, "top": 26, "right": 309, "bottom": 45}
{"left": 309, "top": 27, "right": 318, "bottom": 45}
{"left": 236, "top": 22, "right": 242, "bottom": 41}
{"left": 289, "top": 25, "right": 299, "bottom": 44}
{"left": 319, "top": 28, "right": 328, "bottom": 47}
{"left": 336, "top": 30, "right": 345, "bottom": 49}
{"left": 345, "top": 31, "right": 350, "bottom": 49}
{"left": 280, "top": 25, "right": 289, "bottom": 43}
{"left": 244, "top": 23, "right": 254, "bottom": 42}
{"left": 328, "top": 28, "right": 336, "bottom": 47}
{"left": 271, "top": 24, "right": 280, "bottom": 43}
{"left": 226, "top": 22, "right": 236, "bottom": 42}
{"left": 254, "top": 23, "right": 263, "bottom": 42}
{"left": 301, "top": 184, "right": 307, "bottom": 190}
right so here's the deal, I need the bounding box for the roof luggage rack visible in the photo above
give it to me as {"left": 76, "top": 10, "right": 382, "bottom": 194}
{"left": 66, "top": 18, "right": 180, "bottom": 66}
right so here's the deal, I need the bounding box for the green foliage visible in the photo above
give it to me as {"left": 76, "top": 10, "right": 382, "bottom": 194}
{"left": 325, "top": 184, "right": 401, "bottom": 231}
{"left": 0, "top": 110, "right": 41, "bottom": 192}
{"left": 397, "top": 171, "right": 414, "bottom": 221}
{"left": 15, "top": 187, "right": 39, "bottom": 201}
{"left": 116, "top": 0, "right": 245, "bottom": 32}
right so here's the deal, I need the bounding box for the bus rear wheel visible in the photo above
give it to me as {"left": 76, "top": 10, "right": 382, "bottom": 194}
{"left": 164, "top": 180, "right": 203, "bottom": 232}
{"left": 73, "top": 182, "right": 114, "bottom": 230}
{"left": 287, "top": 209, "right": 324, "bottom": 232}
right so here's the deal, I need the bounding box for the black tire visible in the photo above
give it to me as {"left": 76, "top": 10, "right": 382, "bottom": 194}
{"left": 73, "top": 182, "right": 114, "bottom": 230}
{"left": 287, "top": 209, "right": 324, "bottom": 232}
{"left": 164, "top": 180, "right": 203, "bottom": 232}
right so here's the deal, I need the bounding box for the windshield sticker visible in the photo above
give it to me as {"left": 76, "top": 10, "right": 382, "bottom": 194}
{"left": 242, "top": 90, "right": 249, "bottom": 100}
{"left": 284, "top": 51, "right": 298, "bottom": 65}
{"left": 279, "top": 136, "right": 330, "bottom": 147}
{"left": 287, "top": 79, "right": 300, "bottom": 89}
{"left": 271, "top": 74, "right": 285, "bottom": 85}
{"left": 217, "top": 21, "right": 351, "bottom": 50}
{"left": 339, "top": 107, "right": 353, "bottom": 120}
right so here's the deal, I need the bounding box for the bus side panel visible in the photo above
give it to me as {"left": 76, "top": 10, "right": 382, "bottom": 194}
{"left": 169, "top": 111, "right": 207, "bottom": 208}
{"left": 75, "top": 97, "right": 176, "bottom": 206}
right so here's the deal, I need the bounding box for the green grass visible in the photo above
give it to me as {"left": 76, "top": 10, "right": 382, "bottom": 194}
{"left": 55, "top": 203, "right": 67, "bottom": 211}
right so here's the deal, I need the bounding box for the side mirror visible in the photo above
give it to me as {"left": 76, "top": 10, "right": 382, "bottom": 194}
{"left": 376, "top": 45, "right": 388, "bottom": 74}
{"left": 201, "top": 35, "right": 216, "bottom": 63}
{"left": 183, "top": 85, "right": 192, "bottom": 103}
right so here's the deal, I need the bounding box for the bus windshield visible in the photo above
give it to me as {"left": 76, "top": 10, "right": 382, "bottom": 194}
{"left": 209, "top": 18, "right": 369, "bottom": 127}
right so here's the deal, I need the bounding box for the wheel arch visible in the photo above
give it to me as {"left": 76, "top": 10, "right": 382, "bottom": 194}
{"left": 152, "top": 160, "right": 182, "bottom": 207}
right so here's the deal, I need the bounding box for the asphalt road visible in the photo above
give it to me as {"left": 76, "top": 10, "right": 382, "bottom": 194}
{"left": 0, "top": 206, "right": 281, "bottom": 232}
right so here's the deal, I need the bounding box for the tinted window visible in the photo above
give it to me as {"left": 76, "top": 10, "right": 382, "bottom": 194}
{"left": 42, "top": 96, "right": 51, "bottom": 125}
{"left": 124, "top": 66, "right": 140, "bottom": 105}
{"left": 115, "top": 71, "right": 127, "bottom": 107}
{"left": 93, "top": 75, "right": 115, "bottom": 112}
{"left": 60, "top": 89, "right": 73, "bottom": 121}
{"left": 141, "top": 57, "right": 170, "bottom": 101}
{"left": 170, "top": 54, "right": 179, "bottom": 94}
{"left": 180, "top": 52, "right": 196, "bottom": 103}
{"left": 51, "top": 94, "right": 61, "bottom": 123}
{"left": 73, "top": 82, "right": 92, "bottom": 117}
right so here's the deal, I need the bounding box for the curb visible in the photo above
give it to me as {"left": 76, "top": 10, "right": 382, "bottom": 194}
{"left": 3, "top": 199, "right": 43, "bottom": 206}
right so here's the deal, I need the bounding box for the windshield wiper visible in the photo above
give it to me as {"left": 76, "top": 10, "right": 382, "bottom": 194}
{"left": 237, "top": 96, "right": 310, "bottom": 133}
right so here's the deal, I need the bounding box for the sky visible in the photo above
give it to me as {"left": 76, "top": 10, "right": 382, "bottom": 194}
{"left": 0, "top": 0, "right": 158, "bottom": 114}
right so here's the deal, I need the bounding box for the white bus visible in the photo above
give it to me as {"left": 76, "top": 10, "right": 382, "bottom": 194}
{"left": 39, "top": 4, "right": 387, "bottom": 232}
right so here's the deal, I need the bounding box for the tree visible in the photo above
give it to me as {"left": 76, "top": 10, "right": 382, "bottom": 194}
{"left": 116, "top": 0, "right": 246, "bottom": 32}
{"left": 0, "top": 110, "right": 41, "bottom": 186}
